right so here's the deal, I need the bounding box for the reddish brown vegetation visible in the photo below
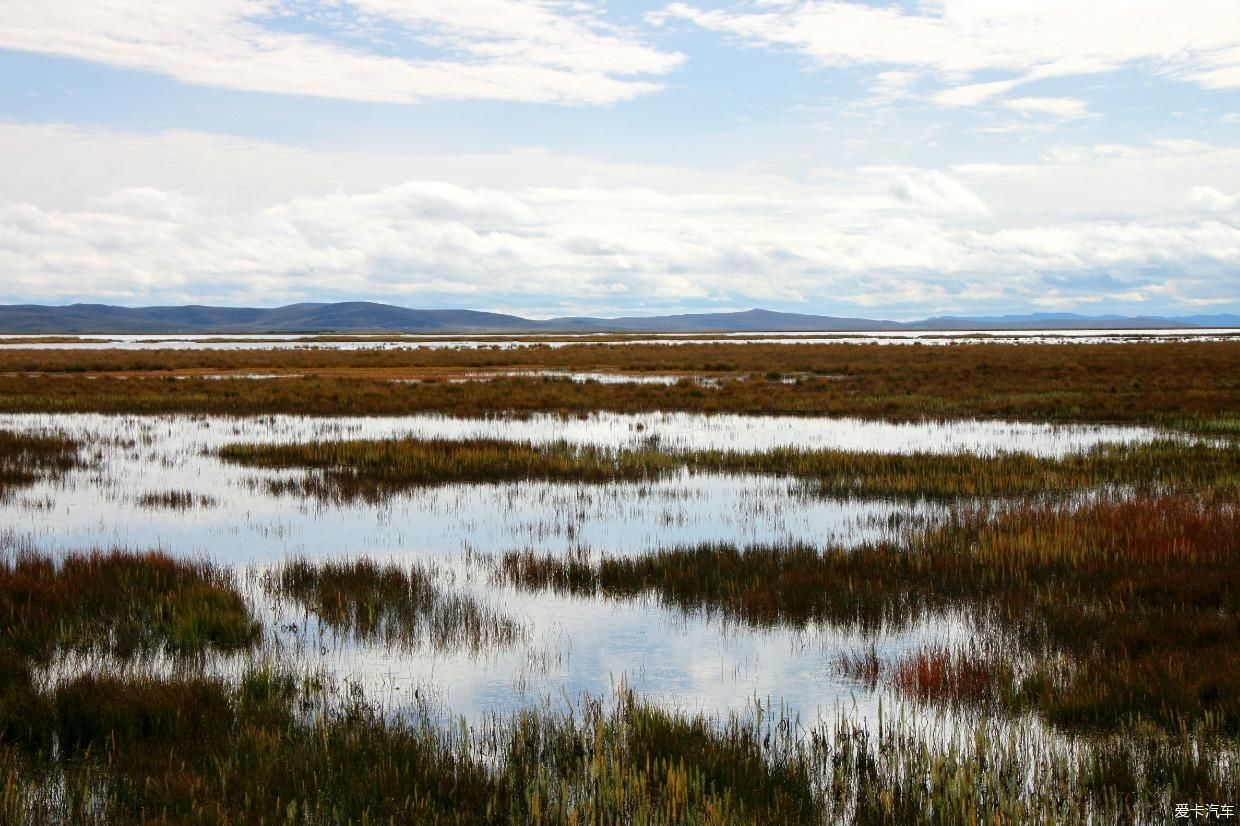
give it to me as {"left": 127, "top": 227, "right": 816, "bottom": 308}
{"left": 0, "top": 341, "right": 1235, "bottom": 429}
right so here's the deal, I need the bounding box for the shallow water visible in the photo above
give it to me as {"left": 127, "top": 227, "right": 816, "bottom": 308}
{"left": 0, "top": 410, "right": 1172, "bottom": 728}
{"left": 1, "top": 328, "right": 1235, "bottom": 350}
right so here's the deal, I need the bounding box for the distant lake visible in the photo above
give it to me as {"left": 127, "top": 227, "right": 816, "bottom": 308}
{"left": 1, "top": 327, "right": 1236, "bottom": 350}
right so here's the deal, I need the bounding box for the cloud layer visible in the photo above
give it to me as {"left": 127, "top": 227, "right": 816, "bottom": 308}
{"left": 0, "top": 0, "right": 682, "bottom": 105}
{"left": 0, "top": 124, "right": 1236, "bottom": 316}
{"left": 661, "top": 0, "right": 1240, "bottom": 109}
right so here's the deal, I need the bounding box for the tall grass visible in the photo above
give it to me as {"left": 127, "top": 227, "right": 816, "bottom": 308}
{"left": 1, "top": 340, "right": 1236, "bottom": 430}
{"left": 223, "top": 438, "right": 684, "bottom": 501}
{"left": 0, "top": 549, "right": 260, "bottom": 753}
{"left": 2, "top": 671, "right": 1233, "bottom": 824}
{"left": 0, "top": 549, "right": 259, "bottom": 663}
{"left": 499, "top": 496, "right": 1240, "bottom": 733}
{"left": 262, "top": 557, "right": 523, "bottom": 653}
{"left": 221, "top": 436, "right": 1240, "bottom": 501}
{"left": 0, "top": 430, "right": 82, "bottom": 496}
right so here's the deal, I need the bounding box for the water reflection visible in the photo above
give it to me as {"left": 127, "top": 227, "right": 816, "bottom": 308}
{"left": 0, "top": 410, "right": 1172, "bottom": 728}
{"left": 1, "top": 327, "right": 1235, "bottom": 350}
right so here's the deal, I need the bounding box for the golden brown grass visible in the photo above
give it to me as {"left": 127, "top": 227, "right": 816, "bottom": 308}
{"left": 0, "top": 340, "right": 1235, "bottom": 431}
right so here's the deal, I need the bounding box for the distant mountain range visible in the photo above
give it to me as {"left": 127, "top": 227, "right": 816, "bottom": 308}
{"left": 0, "top": 303, "right": 1236, "bottom": 334}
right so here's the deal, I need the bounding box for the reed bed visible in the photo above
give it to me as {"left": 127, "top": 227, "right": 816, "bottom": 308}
{"left": 134, "top": 489, "right": 219, "bottom": 510}
{"left": 2, "top": 670, "right": 1233, "bottom": 824}
{"left": 500, "top": 496, "right": 1240, "bottom": 733}
{"left": 838, "top": 643, "right": 1016, "bottom": 710}
{"left": 1, "top": 340, "right": 1236, "bottom": 431}
{"left": 0, "top": 531, "right": 1233, "bottom": 821}
{"left": 221, "top": 436, "right": 1240, "bottom": 501}
{"left": 0, "top": 549, "right": 260, "bottom": 752}
{"left": 0, "top": 430, "right": 83, "bottom": 495}
{"left": 262, "top": 557, "right": 523, "bottom": 653}
{"left": 223, "top": 438, "right": 683, "bottom": 501}
{"left": 0, "top": 549, "right": 259, "bottom": 664}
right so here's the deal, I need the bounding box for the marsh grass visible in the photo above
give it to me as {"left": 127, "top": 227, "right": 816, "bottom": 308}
{"left": 223, "top": 438, "right": 683, "bottom": 502}
{"left": 221, "top": 436, "right": 1240, "bottom": 502}
{"left": 1, "top": 669, "right": 1234, "bottom": 824}
{"left": 262, "top": 557, "right": 523, "bottom": 653}
{"left": 837, "top": 643, "right": 1017, "bottom": 710}
{"left": 0, "top": 532, "right": 1233, "bottom": 822}
{"left": 0, "top": 430, "right": 82, "bottom": 496}
{"left": 2, "top": 340, "right": 1236, "bottom": 431}
{"left": 1, "top": 339, "right": 1237, "bottom": 821}
{"left": 0, "top": 549, "right": 260, "bottom": 755}
{"left": 500, "top": 496, "right": 1240, "bottom": 733}
{"left": 1, "top": 662, "right": 825, "bottom": 825}
{"left": 134, "top": 489, "right": 219, "bottom": 510}
{"left": 0, "top": 549, "right": 259, "bottom": 664}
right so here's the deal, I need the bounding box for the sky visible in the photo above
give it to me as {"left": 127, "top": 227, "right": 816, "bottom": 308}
{"left": 1, "top": 0, "right": 1239, "bottom": 320}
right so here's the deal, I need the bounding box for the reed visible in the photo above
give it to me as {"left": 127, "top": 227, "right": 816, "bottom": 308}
{"left": 134, "top": 490, "right": 219, "bottom": 510}
{"left": 221, "top": 436, "right": 1240, "bottom": 501}
{"left": 1, "top": 671, "right": 1233, "bottom": 824}
{"left": 263, "top": 557, "right": 523, "bottom": 653}
{"left": 223, "top": 438, "right": 683, "bottom": 502}
{"left": 0, "top": 549, "right": 259, "bottom": 664}
{"left": 1, "top": 340, "right": 1236, "bottom": 431}
{"left": 0, "top": 430, "right": 82, "bottom": 495}
{"left": 500, "top": 496, "right": 1240, "bottom": 732}
{"left": 0, "top": 548, "right": 260, "bottom": 754}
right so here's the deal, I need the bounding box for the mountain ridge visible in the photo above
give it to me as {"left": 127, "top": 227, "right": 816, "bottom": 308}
{"left": 0, "top": 302, "right": 1236, "bottom": 334}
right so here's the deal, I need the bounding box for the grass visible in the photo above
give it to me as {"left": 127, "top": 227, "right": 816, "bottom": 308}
{"left": 222, "top": 438, "right": 683, "bottom": 502}
{"left": 134, "top": 490, "right": 219, "bottom": 509}
{"left": 838, "top": 644, "right": 1016, "bottom": 710}
{"left": 0, "top": 518, "right": 1233, "bottom": 821}
{"left": 220, "top": 435, "right": 1240, "bottom": 501}
{"left": 2, "top": 664, "right": 1230, "bottom": 823}
{"left": 0, "top": 549, "right": 259, "bottom": 664}
{"left": 4, "top": 667, "right": 1234, "bottom": 824}
{"left": 262, "top": 557, "right": 523, "bottom": 653}
{"left": 0, "top": 430, "right": 83, "bottom": 496}
{"left": 2, "top": 339, "right": 1237, "bottom": 820}
{"left": 0, "top": 340, "right": 1236, "bottom": 431}
{"left": 498, "top": 495, "right": 1240, "bottom": 733}
{"left": 0, "top": 548, "right": 260, "bottom": 753}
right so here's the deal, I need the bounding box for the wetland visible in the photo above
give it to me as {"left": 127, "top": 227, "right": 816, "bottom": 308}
{"left": 1, "top": 337, "right": 1237, "bottom": 823}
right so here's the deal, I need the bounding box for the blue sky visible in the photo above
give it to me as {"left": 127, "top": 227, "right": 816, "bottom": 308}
{"left": 1, "top": 0, "right": 1238, "bottom": 319}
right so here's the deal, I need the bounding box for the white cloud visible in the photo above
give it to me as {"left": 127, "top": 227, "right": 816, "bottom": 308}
{"left": 1003, "top": 97, "right": 1091, "bottom": 119}
{"left": 1190, "top": 186, "right": 1240, "bottom": 212}
{"left": 888, "top": 171, "right": 990, "bottom": 217}
{"left": 954, "top": 139, "right": 1240, "bottom": 223}
{"left": 663, "top": 0, "right": 1240, "bottom": 107}
{"left": 0, "top": 0, "right": 683, "bottom": 105}
{"left": 0, "top": 123, "right": 1236, "bottom": 315}
{"left": 869, "top": 71, "right": 919, "bottom": 104}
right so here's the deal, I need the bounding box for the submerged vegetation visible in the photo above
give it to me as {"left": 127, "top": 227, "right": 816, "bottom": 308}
{"left": 0, "top": 340, "right": 1236, "bottom": 431}
{"left": 222, "top": 435, "right": 1240, "bottom": 501}
{"left": 500, "top": 496, "right": 1240, "bottom": 734}
{"left": 0, "top": 430, "right": 82, "bottom": 497}
{"left": 1, "top": 338, "right": 1238, "bottom": 822}
{"left": 1, "top": 661, "right": 1235, "bottom": 823}
{"left": 262, "top": 557, "right": 523, "bottom": 653}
